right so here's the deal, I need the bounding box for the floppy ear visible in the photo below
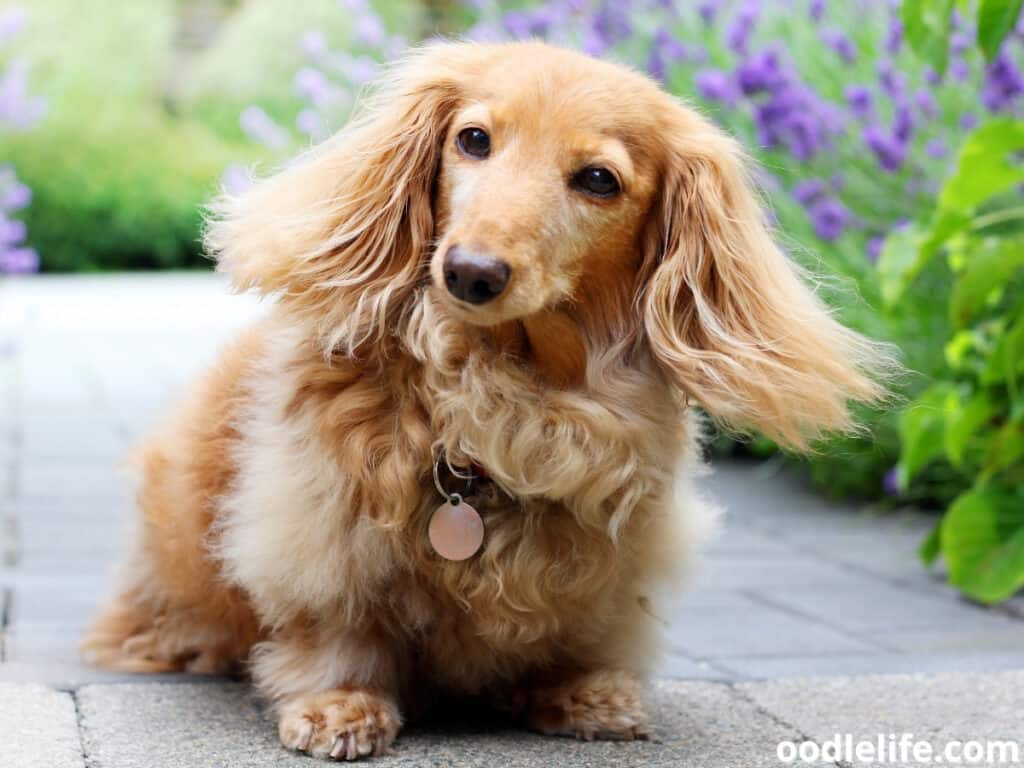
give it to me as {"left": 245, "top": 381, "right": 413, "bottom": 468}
{"left": 642, "top": 108, "right": 893, "bottom": 450}
{"left": 205, "top": 46, "right": 468, "bottom": 355}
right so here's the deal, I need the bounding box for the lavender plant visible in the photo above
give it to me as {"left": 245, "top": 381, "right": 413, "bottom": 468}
{"left": 0, "top": 7, "right": 45, "bottom": 274}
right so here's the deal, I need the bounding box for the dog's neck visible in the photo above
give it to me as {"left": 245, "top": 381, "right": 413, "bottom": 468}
{"left": 487, "top": 275, "right": 640, "bottom": 389}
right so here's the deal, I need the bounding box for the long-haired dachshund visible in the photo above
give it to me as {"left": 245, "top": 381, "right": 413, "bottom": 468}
{"left": 83, "top": 42, "right": 889, "bottom": 760}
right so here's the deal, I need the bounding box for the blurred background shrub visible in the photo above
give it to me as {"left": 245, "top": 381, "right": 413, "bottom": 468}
{"left": 1, "top": 0, "right": 1022, "bottom": 601}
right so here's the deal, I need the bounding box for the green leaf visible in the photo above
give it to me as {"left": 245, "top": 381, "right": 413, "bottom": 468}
{"left": 878, "top": 224, "right": 925, "bottom": 305}
{"left": 939, "top": 119, "right": 1024, "bottom": 214}
{"left": 978, "top": 0, "right": 1024, "bottom": 59}
{"left": 944, "top": 392, "right": 996, "bottom": 467}
{"left": 898, "top": 383, "right": 955, "bottom": 486}
{"left": 941, "top": 487, "right": 1024, "bottom": 603}
{"left": 902, "top": 0, "right": 955, "bottom": 73}
{"left": 982, "top": 421, "right": 1024, "bottom": 478}
{"left": 920, "top": 521, "right": 942, "bottom": 566}
{"left": 985, "top": 313, "right": 1024, "bottom": 391}
{"left": 950, "top": 240, "right": 1024, "bottom": 327}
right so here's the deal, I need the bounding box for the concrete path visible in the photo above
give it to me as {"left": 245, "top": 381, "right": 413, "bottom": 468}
{"left": 1, "top": 273, "right": 1022, "bottom": 766}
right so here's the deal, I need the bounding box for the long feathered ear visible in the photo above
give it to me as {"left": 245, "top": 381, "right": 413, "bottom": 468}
{"left": 642, "top": 107, "right": 894, "bottom": 451}
{"left": 205, "top": 45, "right": 468, "bottom": 355}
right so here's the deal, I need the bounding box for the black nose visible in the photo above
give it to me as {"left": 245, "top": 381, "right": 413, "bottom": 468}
{"left": 443, "top": 247, "right": 510, "bottom": 305}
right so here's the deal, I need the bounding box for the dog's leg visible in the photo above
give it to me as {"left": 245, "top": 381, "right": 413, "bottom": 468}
{"left": 253, "top": 627, "right": 402, "bottom": 761}
{"left": 526, "top": 669, "right": 650, "bottom": 741}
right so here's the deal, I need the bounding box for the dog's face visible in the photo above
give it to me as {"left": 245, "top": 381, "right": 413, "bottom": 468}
{"left": 210, "top": 42, "right": 887, "bottom": 449}
{"left": 429, "top": 57, "right": 661, "bottom": 326}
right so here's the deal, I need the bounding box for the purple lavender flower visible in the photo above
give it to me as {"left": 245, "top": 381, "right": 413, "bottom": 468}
{"left": 863, "top": 125, "right": 907, "bottom": 172}
{"left": 698, "top": 0, "right": 720, "bottom": 26}
{"left": 877, "top": 61, "right": 905, "bottom": 100}
{"left": 960, "top": 112, "right": 979, "bottom": 131}
{"left": 592, "top": 3, "right": 632, "bottom": 46}
{"left": 809, "top": 0, "right": 825, "bottom": 23}
{"left": 736, "top": 50, "right": 785, "bottom": 94}
{"left": 924, "top": 67, "right": 942, "bottom": 86}
{"left": 793, "top": 178, "right": 826, "bottom": 205}
{"left": 580, "top": 27, "right": 608, "bottom": 57}
{"left": 296, "top": 108, "right": 328, "bottom": 141}
{"left": 2, "top": 178, "right": 30, "bottom": 210}
{"left": 982, "top": 51, "right": 1024, "bottom": 112}
{"left": 648, "top": 29, "right": 686, "bottom": 82}
{"left": 0, "top": 8, "right": 25, "bottom": 45}
{"left": 866, "top": 236, "right": 884, "bottom": 263}
{"left": 950, "top": 58, "right": 970, "bottom": 82}
{"left": 725, "top": 1, "right": 759, "bottom": 55}
{"left": 0, "top": 58, "right": 47, "bottom": 128}
{"left": 354, "top": 13, "right": 385, "bottom": 47}
{"left": 0, "top": 245, "right": 38, "bottom": 274}
{"left": 695, "top": 68, "right": 738, "bottom": 104}
{"left": 301, "top": 30, "right": 328, "bottom": 59}
{"left": 294, "top": 67, "right": 332, "bottom": 105}
{"left": 893, "top": 104, "right": 914, "bottom": 142}
{"left": 845, "top": 84, "right": 873, "bottom": 117}
{"left": 821, "top": 29, "right": 856, "bottom": 63}
{"left": 240, "top": 106, "right": 290, "bottom": 150}
{"left": 882, "top": 466, "right": 900, "bottom": 496}
{"left": 925, "top": 138, "right": 947, "bottom": 158}
{"left": 808, "top": 198, "right": 850, "bottom": 241}
{"left": 885, "top": 16, "right": 903, "bottom": 55}
{"left": 914, "top": 88, "right": 937, "bottom": 118}
{"left": 221, "top": 164, "right": 252, "bottom": 196}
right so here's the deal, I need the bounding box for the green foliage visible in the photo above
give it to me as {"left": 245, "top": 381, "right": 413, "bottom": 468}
{"left": 978, "top": 0, "right": 1024, "bottom": 59}
{"left": 1, "top": 0, "right": 420, "bottom": 271}
{"left": 901, "top": 0, "right": 955, "bottom": 74}
{"left": 0, "top": 0, "right": 251, "bottom": 270}
{"left": 888, "top": 109, "right": 1024, "bottom": 601}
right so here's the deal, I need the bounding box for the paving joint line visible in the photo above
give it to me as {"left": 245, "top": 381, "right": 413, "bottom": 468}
{"left": 725, "top": 681, "right": 850, "bottom": 768}
{"left": 0, "top": 585, "right": 10, "bottom": 662}
{"left": 69, "top": 686, "right": 92, "bottom": 768}
{"left": 736, "top": 588, "right": 895, "bottom": 653}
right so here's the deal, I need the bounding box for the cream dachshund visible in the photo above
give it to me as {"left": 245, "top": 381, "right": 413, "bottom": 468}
{"left": 83, "top": 41, "right": 888, "bottom": 760}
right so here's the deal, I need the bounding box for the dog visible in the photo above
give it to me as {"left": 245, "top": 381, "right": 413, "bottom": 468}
{"left": 82, "top": 41, "right": 888, "bottom": 760}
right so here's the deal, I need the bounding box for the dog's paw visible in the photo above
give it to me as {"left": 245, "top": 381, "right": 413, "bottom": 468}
{"left": 278, "top": 688, "right": 400, "bottom": 761}
{"left": 527, "top": 669, "right": 650, "bottom": 741}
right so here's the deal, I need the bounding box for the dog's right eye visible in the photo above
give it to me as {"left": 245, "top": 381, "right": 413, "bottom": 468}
{"left": 457, "top": 127, "right": 490, "bottom": 159}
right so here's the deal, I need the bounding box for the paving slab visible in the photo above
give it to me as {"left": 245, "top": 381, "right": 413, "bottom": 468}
{"left": 75, "top": 680, "right": 823, "bottom": 768}
{"left": 715, "top": 650, "right": 1024, "bottom": 680}
{"left": 739, "top": 671, "right": 1024, "bottom": 765}
{"left": 0, "top": 682, "right": 84, "bottom": 768}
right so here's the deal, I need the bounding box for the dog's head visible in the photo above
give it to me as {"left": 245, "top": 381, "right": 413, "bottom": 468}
{"left": 208, "top": 42, "right": 889, "bottom": 449}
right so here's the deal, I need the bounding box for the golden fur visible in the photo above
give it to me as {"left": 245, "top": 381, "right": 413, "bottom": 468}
{"left": 83, "top": 42, "right": 891, "bottom": 760}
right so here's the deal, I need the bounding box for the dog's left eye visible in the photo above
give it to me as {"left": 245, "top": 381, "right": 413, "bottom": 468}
{"left": 572, "top": 166, "right": 620, "bottom": 198}
{"left": 457, "top": 127, "right": 491, "bottom": 159}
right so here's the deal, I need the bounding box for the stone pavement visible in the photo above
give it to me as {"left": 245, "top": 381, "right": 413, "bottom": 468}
{"left": 1, "top": 273, "right": 1023, "bottom": 766}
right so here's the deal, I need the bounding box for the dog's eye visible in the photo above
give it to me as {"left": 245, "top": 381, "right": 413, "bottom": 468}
{"left": 572, "top": 166, "right": 620, "bottom": 198}
{"left": 457, "top": 127, "right": 490, "bottom": 159}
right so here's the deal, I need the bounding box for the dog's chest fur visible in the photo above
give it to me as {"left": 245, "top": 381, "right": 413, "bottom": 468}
{"left": 216, "top": 310, "right": 694, "bottom": 690}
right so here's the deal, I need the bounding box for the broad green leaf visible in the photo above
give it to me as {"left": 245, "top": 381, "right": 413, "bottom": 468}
{"left": 944, "top": 330, "right": 977, "bottom": 370}
{"left": 985, "top": 313, "right": 1024, "bottom": 391}
{"left": 920, "top": 521, "right": 942, "bottom": 566}
{"left": 978, "top": 0, "right": 1024, "bottom": 59}
{"left": 898, "top": 383, "right": 956, "bottom": 486}
{"left": 945, "top": 391, "right": 996, "bottom": 466}
{"left": 878, "top": 224, "right": 924, "bottom": 305}
{"left": 982, "top": 421, "right": 1024, "bottom": 478}
{"left": 939, "top": 119, "right": 1024, "bottom": 214}
{"left": 902, "top": 0, "right": 955, "bottom": 73}
{"left": 941, "top": 487, "right": 1024, "bottom": 603}
{"left": 950, "top": 240, "right": 1024, "bottom": 327}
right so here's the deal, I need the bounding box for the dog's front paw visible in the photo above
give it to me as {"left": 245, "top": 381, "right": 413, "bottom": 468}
{"left": 527, "top": 669, "right": 649, "bottom": 741}
{"left": 278, "top": 688, "right": 400, "bottom": 761}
